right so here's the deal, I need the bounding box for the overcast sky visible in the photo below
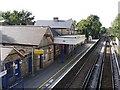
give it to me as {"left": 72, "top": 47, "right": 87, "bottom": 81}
{"left": 0, "top": 0, "right": 119, "bottom": 27}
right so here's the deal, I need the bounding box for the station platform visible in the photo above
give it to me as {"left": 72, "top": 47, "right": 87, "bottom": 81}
{"left": 23, "top": 41, "right": 97, "bottom": 89}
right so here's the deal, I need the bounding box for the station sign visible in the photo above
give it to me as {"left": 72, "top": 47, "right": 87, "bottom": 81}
{"left": 34, "top": 49, "right": 44, "bottom": 55}
{"left": 0, "top": 70, "right": 7, "bottom": 78}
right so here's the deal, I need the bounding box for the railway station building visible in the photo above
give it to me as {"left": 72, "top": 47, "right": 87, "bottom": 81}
{"left": 0, "top": 18, "right": 86, "bottom": 89}
{"left": 0, "top": 26, "right": 54, "bottom": 89}
{"left": 35, "top": 17, "right": 86, "bottom": 62}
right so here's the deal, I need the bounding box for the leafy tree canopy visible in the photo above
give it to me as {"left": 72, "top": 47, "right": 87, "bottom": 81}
{"left": 0, "top": 11, "right": 3, "bottom": 20}
{"left": 2, "top": 10, "right": 35, "bottom": 25}
{"left": 77, "top": 15, "right": 102, "bottom": 39}
{"left": 109, "top": 14, "right": 120, "bottom": 39}
{"left": 77, "top": 19, "right": 88, "bottom": 34}
{"left": 100, "top": 27, "right": 107, "bottom": 34}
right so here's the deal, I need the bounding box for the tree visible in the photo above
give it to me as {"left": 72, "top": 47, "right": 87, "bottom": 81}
{"left": 77, "top": 19, "right": 88, "bottom": 34}
{"left": 77, "top": 19, "right": 91, "bottom": 40}
{"left": 109, "top": 14, "right": 120, "bottom": 39}
{"left": 2, "top": 10, "right": 35, "bottom": 25}
{"left": 77, "top": 15, "right": 102, "bottom": 39}
{"left": 100, "top": 27, "right": 107, "bottom": 34}
{"left": 87, "top": 15, "right": 102, "bottom": 38}
{"left": 0, "top": 11, "right": 3, "bottom": 20}
{"left": 0, "top": 11, "right": 4, "bottom": 25}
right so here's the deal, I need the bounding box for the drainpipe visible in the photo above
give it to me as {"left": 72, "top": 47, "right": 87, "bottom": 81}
{"left": 0, "top": 47, "right": 3, "bottom": 89}
{"left": 32, "top": 47, "right": 34, "bottom": 76}
{"left": 54, "top": 44, "right": 56, "bottom": 61}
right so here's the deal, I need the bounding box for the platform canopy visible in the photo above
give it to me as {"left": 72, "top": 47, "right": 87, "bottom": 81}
{"left": 54, "top": 35, "right": 86, "bottom": 45}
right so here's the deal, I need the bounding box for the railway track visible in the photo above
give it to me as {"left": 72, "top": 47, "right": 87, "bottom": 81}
{"left": 97, "top": 37, "right": 120, "bottom": 90}
{"left": 52, "top": 38, "right": 103, "bottom": 89}
{"left": 50, "top": 36, "right": 120, "bottom": 90}
{"left": 99, "top": 40, "right": 114, "bottom": 89}
{"left": 69, "top": 39, "right": 101, "bottom": 88}
{"left": 83, "top": 37, "right": 120, "bottom": 90}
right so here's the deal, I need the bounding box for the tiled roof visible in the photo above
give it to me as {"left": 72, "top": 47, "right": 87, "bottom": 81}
{"left": 0, "top": 26, "right": 48, "bottom": 46}
{"left": 51, "top": 28, "right": 61, "bottom": 37}
{"left": 34, "top": 19, "right": 73, "bottom": 29}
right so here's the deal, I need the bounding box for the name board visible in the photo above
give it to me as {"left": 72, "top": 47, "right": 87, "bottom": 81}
{"left": 34, "top": 49, "right": 44, "bottom": 54}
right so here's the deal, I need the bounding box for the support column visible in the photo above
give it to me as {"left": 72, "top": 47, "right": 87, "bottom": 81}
{"left": 0, "top": 60, "right": 2, "bottom": 89}
{"left": 0, "top": 47, "right": 2, "bottom": 89}
{"left": 40, "top": 54, "right": 43, "bottom": 68}
{"left": 61, "top": 45, "right": 64, "bottom": 63}
{"left": 54, "top": 44, "right": 56, "bottom": 61}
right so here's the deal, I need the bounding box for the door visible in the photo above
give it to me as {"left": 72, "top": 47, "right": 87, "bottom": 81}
{"left": 28, "top": 57, "right": 32, "bottom": 73}
{"left": 15, "top": 60, "right": 21, "bottom": 78}
{"left": 3, "top": 61, "right": 13, "bottom": 89}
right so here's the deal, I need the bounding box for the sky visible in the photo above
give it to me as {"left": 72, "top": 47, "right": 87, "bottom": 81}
{"left": 0, "top": 0, "right": 119, "bottom": 27}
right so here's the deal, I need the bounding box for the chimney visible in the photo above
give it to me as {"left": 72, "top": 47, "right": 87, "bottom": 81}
{"left": 53, "top": 17, "right": 59, "bottom": 22}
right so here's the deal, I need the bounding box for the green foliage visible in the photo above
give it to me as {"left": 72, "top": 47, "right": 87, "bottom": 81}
{"left": 100, "top": 27, "right": 107, "bottom": 34}
{"left": 109, "top": 14, "right": 120, "bottom": 39}
{"left": 2, "top": 10, "right": 35, "bottom": 25}
{"left": 0, "top": 11, "right": 3, "bottom": 20}
{"left": 77, "top": 15, "right": 102, "bottom": 39}
{"left": 77, "top": 19, "right": 88, "bottom": 34}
